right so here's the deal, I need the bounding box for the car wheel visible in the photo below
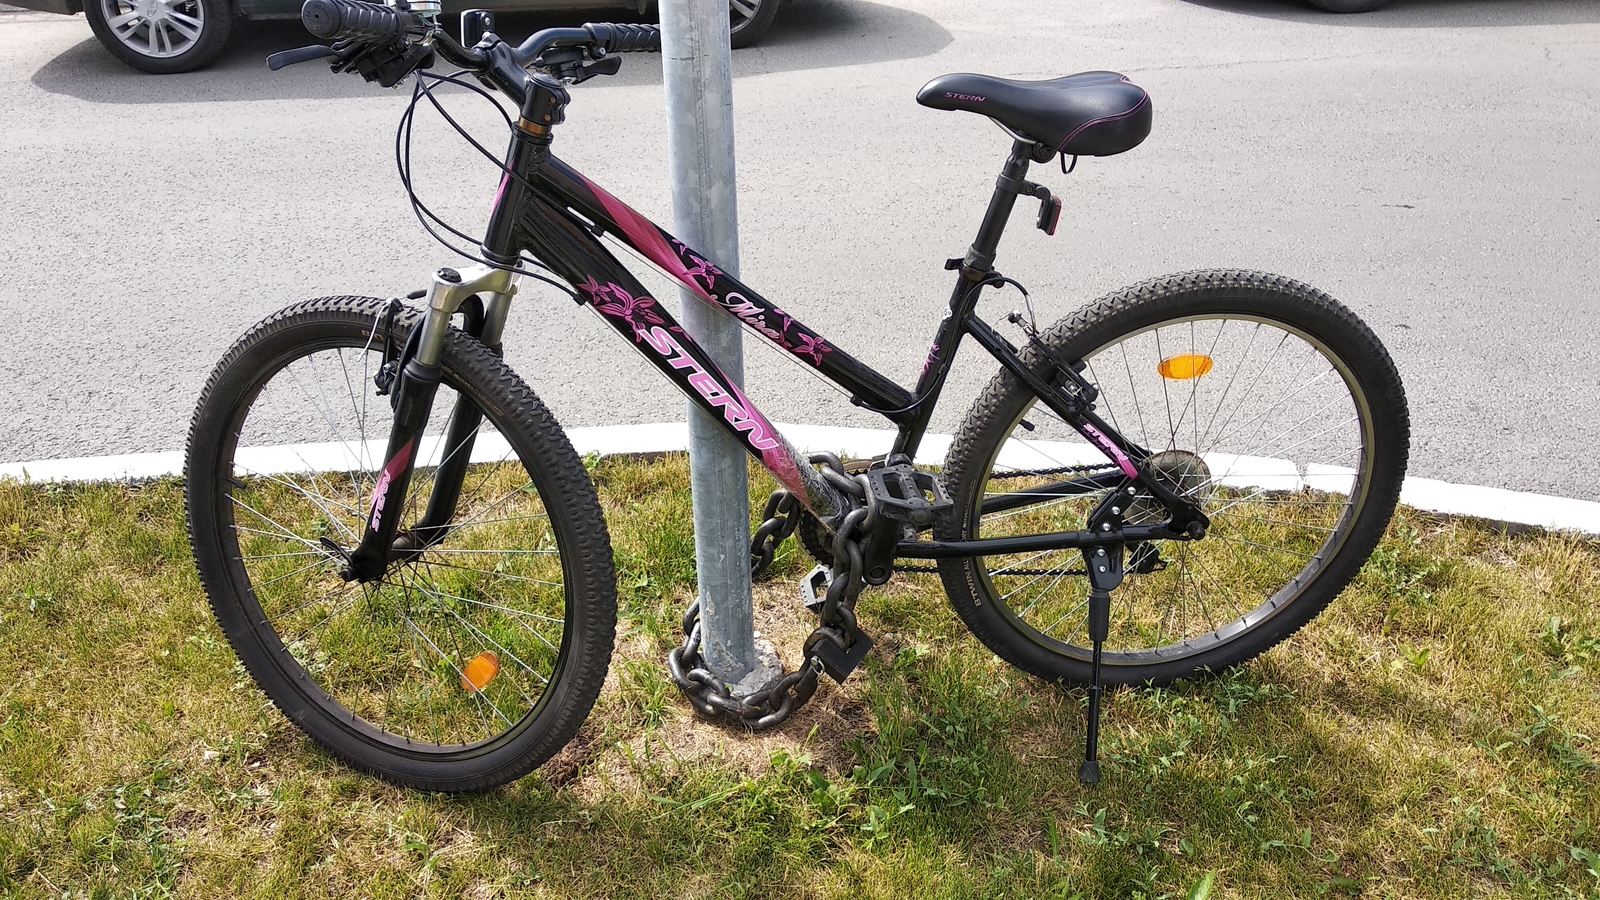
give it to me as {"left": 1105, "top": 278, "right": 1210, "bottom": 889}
{"left": 728, "top": 0, "right": 778, "bottom": 48}
{"left": 84, "top": 0, "right": 233, "bottom": 73}
{"left": 1305, "top": 0, "right": 1388, "bottom": 11}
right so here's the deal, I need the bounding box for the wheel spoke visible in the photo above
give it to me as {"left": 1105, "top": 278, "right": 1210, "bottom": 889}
{"left": 404, "top": 610, "right": 514, "bottom": 731}
{"left": 233, "top": 464, "right": 360, "bottom": 542}
{"left": 167, "top": 9, "right": 201, "bottom": 39}
{"left": 1210, "top": 511, "right": 1336, "bottom": 533}
{"left": 395, "top": 567, "right": 549, "bottom": 695}
{"left": 230, "top": 497, "right": 326, "bottom": 551}
{"left": 420, "top": 548, "right": 557, "bottom": 557}
{"left": 184, "top": 302, "right": 636, "bottom": 784}
{"left": 1206, "top": 365, "right": 1340, "bottom": 454}
{"left": 282, "top": 583, "right": 366, "bottom": 645}
{"left": 251, "top": 557, "right": 337, "bottom": 590}
{"left": 420, "top": 557, "right": 565, "bottom": 592}
{"left": 951, "top": 298, "right": 1391, "bottom": 677}
{"left": 238, "top": 549, "right": 328, "bottom": 561}
{"left": 413, "top": 562, "right": 564, "bottom": 626}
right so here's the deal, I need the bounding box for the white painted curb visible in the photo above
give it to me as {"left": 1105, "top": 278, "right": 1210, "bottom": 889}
{"left": 2, "top": 422, "right": 1597, "bottom": 536}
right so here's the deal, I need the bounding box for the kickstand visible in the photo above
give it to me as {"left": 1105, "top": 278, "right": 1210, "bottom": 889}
{"left": 1078, "top": 525, "right": 1124, "bottom": 785}
{"left": 1079, "top": 586, "right": 1110, "bottom": 784}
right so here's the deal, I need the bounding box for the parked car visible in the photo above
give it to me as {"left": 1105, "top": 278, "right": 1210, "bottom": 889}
{"left": 9, "top": 0, "right": 783, "bottom": 73}
{"left": 1306, "top": 0, "right": 1388, "bottom": 10}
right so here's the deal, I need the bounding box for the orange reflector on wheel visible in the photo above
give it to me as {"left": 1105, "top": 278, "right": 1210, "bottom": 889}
{"left": 461, "top": 651, "right": 501, "bottom": 692}
{"left": 1158, "top": 354, "right": 1214, "bottom": 380}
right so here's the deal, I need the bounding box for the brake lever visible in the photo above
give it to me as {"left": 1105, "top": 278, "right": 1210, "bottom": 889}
{"left": 266, "top": 44, "right": 339, "bottom": 70}
{"left": 574, "top": 55, "right": 622, "bottom": 82}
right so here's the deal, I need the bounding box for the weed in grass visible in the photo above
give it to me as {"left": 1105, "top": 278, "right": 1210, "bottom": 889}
{"left": 1541, "top": 616, "right": 1600, "bottom": 675}
{"left": 615, "top": 658, "right": 675, "bottom": 731}
{"left": 1362, "top": 523, "right": 1445, "bottom": 603}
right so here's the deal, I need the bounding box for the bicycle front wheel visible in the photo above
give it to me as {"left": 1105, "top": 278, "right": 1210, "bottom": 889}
{"left": 185, "top": 297, "right": 616, "bottom": 791}
{"left": 938, "top": 270, "right": 1408, "bottom": 687}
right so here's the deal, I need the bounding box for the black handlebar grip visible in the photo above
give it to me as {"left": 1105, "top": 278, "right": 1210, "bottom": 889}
{"left": 584, "top": 22, "right": 661, "bottom": 54}
{"left": 301, "top": 0, "right": 412, "bottom": 43}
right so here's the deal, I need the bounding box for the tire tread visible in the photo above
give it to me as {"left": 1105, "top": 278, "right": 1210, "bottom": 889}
{"left": 937, "top": 270, "right": 1408, "bottom": 686}
{"left": 185, "top": 296, "right": 616, "bottom": 792}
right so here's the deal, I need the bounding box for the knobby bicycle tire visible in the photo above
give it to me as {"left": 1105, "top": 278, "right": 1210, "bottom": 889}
{"left": 185, "top": 296, "right": 616, "bottom": 791}
{"left": 937, "top": 270, "right": 1409, "bottom": 686}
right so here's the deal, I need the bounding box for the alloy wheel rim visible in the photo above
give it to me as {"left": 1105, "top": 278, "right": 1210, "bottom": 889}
{"left": 729, "top": 0, "right": 759, "bottom": 32}
{"left": 101, "top": 0, "right": 205, "bottom": 59}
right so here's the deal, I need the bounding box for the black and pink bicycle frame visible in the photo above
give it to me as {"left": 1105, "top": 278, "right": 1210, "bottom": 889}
{"left": 497, "top": 138, "right": 1019, "bottom": 519}
{"left": 464, "top": 129, "right": 1199, "bottom": 552}
{"left": 339, "top": 132, "right": 1203, "bottom": 584}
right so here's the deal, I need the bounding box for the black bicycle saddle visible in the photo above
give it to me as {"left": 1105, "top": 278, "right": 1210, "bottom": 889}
{"left": 916, "top": 71, "right": 1151, "bottom": 157}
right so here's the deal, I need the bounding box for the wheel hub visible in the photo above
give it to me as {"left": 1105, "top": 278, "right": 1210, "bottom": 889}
{"left": 1128, "top": 450, "right": 1213, "bottom": 524}
{"left": 389, "top": 530, "right": 430, "bottom": 564}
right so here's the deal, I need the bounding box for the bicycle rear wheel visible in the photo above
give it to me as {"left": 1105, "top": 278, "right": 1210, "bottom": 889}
{"left": 938, "top": 270, "right": 1408, "bottom": 686}
{"left": 185, "top": 296, "right": 616, "bottom": 791}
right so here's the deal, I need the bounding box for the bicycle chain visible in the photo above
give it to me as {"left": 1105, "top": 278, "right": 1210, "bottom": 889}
{"left": 888, "top": 462, "right": 1111, "bottom": 575}
{"left": 667, "top": 456, "right": 877, "bottom": 730}
{"left": 989, "top": 461, "right": 1120, "bottom": 480}
{"left": 670, "top": 458, "right": 1114, "bottom": 727}
{"left": 892, "top": 563, "right": 1089, "bottom": 577}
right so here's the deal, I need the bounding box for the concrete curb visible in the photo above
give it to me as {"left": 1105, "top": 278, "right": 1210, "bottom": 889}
{"left": 3, "top": 422, "right": 1597, "bottom": 536}
{"left": 0, "top": 5, "right": 66, "bottom": 16}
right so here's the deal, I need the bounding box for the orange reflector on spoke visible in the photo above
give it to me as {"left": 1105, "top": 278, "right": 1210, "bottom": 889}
{"left": 461, "top": 651, "right": 501, "bottom": 692}
{"left": 1158, "top": 354, "right": 1214, "bottom": 380}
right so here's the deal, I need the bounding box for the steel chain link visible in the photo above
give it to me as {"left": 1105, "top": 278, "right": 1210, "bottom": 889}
{"left": 667, "top": 455, "right": 876, "bottom": 730}
{"left": 749, "top": 490, "right": 800, "bottom": 580}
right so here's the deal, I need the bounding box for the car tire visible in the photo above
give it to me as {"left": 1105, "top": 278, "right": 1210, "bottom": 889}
{"left": 1305, "top": 0, "right": 1388, "bottom": 11}
{"left": 728, "top": 0, "right": 778, "bottom": 48}
{"left": 84, "top": 0, "right": 233, "bottom": 73}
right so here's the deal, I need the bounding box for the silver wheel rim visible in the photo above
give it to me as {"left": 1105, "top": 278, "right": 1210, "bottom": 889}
{"left": 971, "top": 312, "right": 1376, "bottom": 665}
{"left": 99, "top": 0, "right": 206, "bottom": 59}
{"left": 221, "top": 332, "right": 571, "bottom": 751}
{"left": 729, "top": 0, "right": 760, "bottom": 32}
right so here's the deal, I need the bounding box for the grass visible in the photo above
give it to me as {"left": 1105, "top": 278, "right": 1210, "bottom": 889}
{"left": 1, "top": 455, "right": 1598, "bottom": 899}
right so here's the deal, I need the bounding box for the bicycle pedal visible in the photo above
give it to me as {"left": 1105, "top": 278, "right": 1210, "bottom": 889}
{"left": 811, "top": 628, "right": 874, "bottom": 684}
{"left": 863, "top": 464, "right": 953, "bottom": 526}
{"left": 800, "top": 565, "right": 830, "bottom": 613}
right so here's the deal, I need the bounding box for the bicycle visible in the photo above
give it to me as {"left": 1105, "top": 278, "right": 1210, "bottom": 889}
{"left": 184, "top": 0, "right": 1410, "bottom": 792}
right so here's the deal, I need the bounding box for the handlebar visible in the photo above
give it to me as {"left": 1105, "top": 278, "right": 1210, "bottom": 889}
{"left": 291, "top": 0, "right": 660, "bottom": 104}
{"left": 568, "top": 22, "right": 662, "bottom": 57}
{"left": 300, "top": 0, "right": 418, "bottom": 43}
{"left": 296, "top": 0, "right": 660, "bottom": 69}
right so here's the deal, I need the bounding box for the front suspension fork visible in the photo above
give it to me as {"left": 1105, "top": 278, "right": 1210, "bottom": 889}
{"left": 341, "top": 264, "right": 518, "bottom": 583}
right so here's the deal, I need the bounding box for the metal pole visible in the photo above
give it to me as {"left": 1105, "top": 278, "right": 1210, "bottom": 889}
{"left": 660, "top": 0, "right": 762, "bottom": 686}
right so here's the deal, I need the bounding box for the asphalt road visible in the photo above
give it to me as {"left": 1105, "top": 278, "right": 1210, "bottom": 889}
{"left": 0, "top": 0, "right": 1596, "bottom": 499}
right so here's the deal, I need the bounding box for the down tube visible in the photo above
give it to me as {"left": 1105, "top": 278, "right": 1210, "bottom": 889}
{"left": 540, "top": 157, "right": 916, "bottom": 417}
{"left": 519, "top": 196, "right": 849, "bottom": 519}
{"left": 590, "top": 279, "right": 850, "bottom": 519}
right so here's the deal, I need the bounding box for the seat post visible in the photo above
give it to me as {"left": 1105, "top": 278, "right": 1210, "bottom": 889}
{"left": 961, "top": 140, "right": 1035, "bottom": 278}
